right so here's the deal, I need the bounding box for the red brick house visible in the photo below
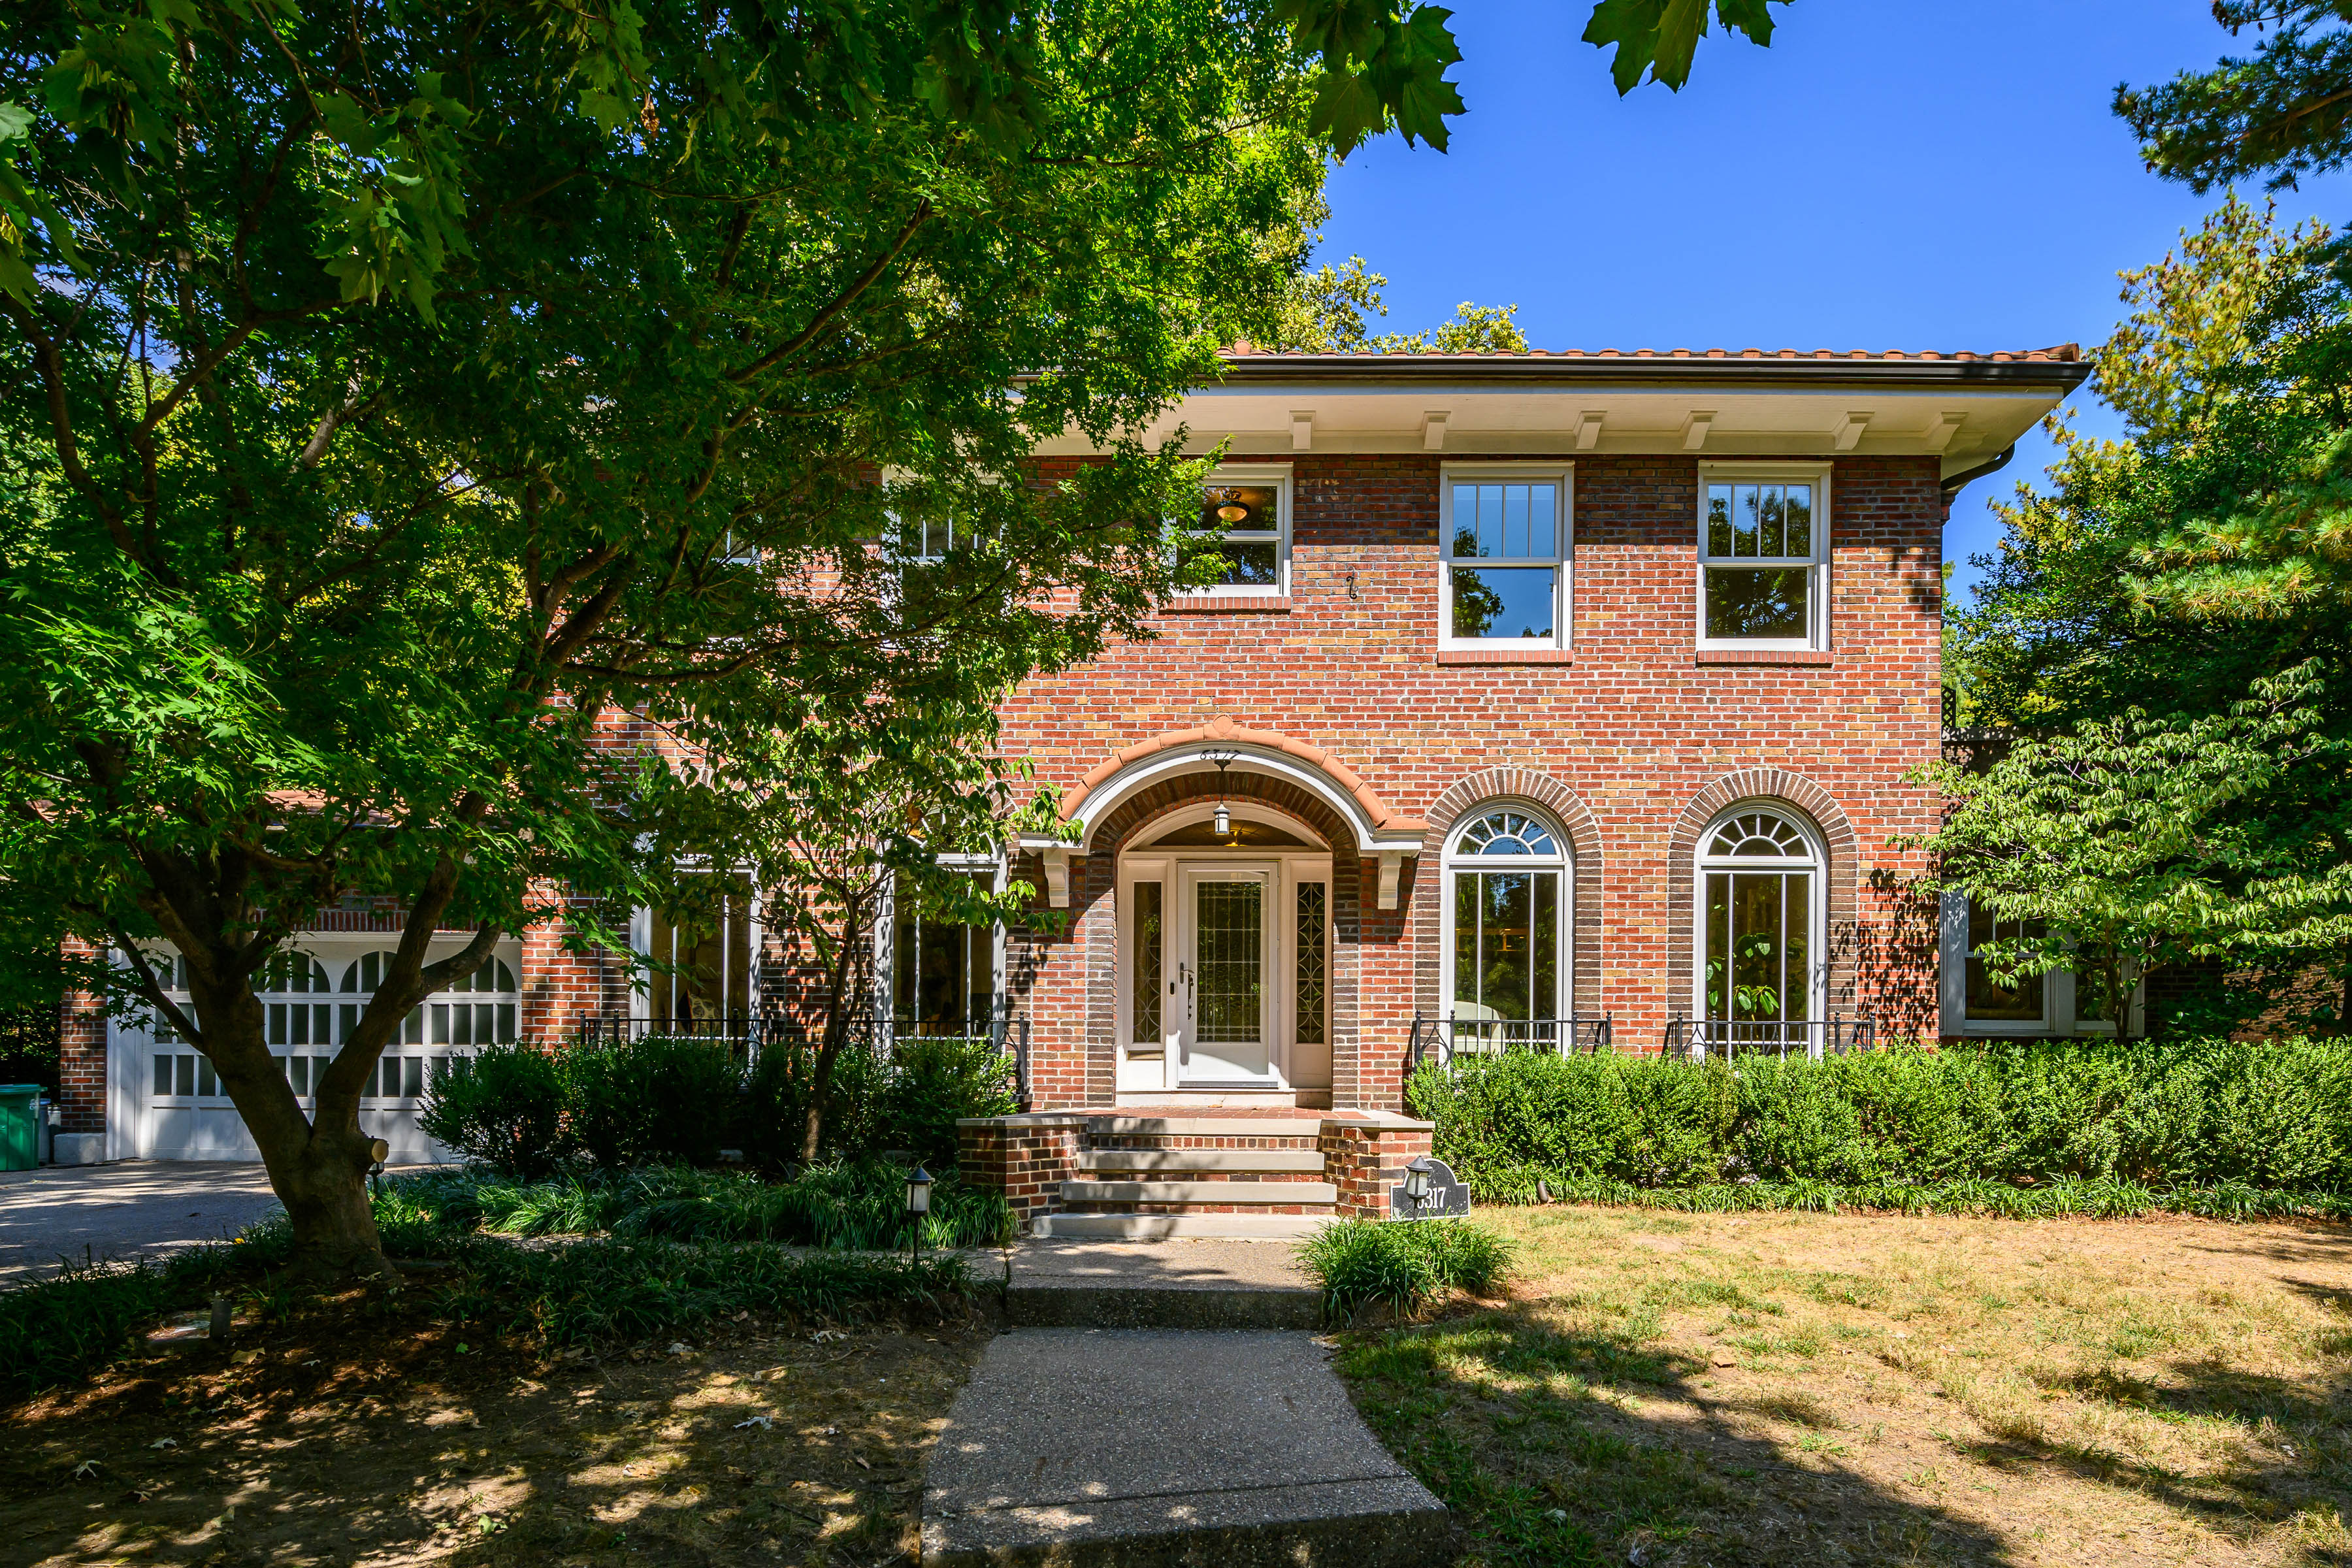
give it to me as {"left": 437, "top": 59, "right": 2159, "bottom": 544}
{"left": 53, "top": 346, "right": 2091, "bottom": 1181}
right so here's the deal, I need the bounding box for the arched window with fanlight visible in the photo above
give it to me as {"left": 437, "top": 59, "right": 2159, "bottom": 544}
{"left": 1697, "top": 806, "right": 1825, "bottom": 1047}
{"left": 1443, "top": 807, "right": 1572, "bottom": 1047}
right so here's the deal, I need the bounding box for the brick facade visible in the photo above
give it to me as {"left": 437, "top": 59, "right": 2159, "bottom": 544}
{"left": 996, "top": 453, "right": 1947, "bottom": 1111}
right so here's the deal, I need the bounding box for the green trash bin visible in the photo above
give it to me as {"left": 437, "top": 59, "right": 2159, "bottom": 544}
{"left": 0, "top": 1085, "right": 39, "bottom": 1172}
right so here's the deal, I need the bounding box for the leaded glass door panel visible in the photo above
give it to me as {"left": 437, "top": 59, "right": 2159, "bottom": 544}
{"left": 1177, "top": 865, "right": 1274, "bottom": 1083}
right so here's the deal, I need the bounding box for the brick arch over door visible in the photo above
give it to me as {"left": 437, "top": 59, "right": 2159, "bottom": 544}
{"left": 1414, "top": 769, "right": 1605, "bottom": 1021}
{"left": 1666, "top": 770, "right": 1859, "bottom": 1023}
{"left": 1082, "top": 771, "right": 1361, "bottom": 1108}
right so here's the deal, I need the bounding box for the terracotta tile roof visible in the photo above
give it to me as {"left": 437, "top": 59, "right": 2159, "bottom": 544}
{"left": 1218, "top": 342, "right": 2083, "bottom": 363}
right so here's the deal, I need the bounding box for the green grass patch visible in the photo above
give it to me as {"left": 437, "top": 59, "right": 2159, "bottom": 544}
{"left": 1296, "top": 1218, "right": 1514, "bottom": 1321}
{"left": 1517, "top": 1171, "right": 2352, "bottom": 1220}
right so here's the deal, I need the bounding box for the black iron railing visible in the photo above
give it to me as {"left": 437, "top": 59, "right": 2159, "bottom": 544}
{"left": 1662, "top": 1015, "right": 1876, "bottom": 1062}
{"left": 1408, "top": 1013, "right": 1614, "bottom": 1071}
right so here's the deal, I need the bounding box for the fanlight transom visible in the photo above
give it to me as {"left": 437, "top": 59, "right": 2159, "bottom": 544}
{"left": 1457, "top": 810, "right": 1560, "bottom": 858}
{"left": 1707, "top": 811, "right": 1810, "bottom": 860}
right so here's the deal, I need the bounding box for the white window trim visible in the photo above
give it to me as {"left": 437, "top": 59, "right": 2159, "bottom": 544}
{"left": 1692, "top": 804, "right": 1829, "bottom": 1024}
{"left": 1937, "top": 892, "right": 2146, "bottom": 1037}
{"left": 1183, "top": 463, "right": 1292, "bottom": 598}
{"left": 1437, "top": 464, "right": 1575, "bottom": 651}
{"left": 873, "top": 853, "right": 1009, "bottom": 1028}
{"left": 1439, "top": 802, "right": 1575, "bottom": 1021}
{"left": 1696, "top": 460, "right": 1832, "bottom": 652}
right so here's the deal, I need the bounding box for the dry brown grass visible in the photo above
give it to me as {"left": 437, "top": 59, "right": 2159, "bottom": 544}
{"left": 0, "top": 1292, "right": 988, "bottom": 1567}
{"left": 1335, "top": 1206, "right": 2352, "bottom": 1567}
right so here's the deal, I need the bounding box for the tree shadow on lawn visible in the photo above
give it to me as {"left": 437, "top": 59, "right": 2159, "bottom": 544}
{"left": 1976, "top": 1350, "right": 2352, "bottom": 1548}
{"left": 1334, "top": 1298, "right": 2016, "bottom": 1568}
{"left": 0, "top": 1288, "right": 983, "bottom": 1568}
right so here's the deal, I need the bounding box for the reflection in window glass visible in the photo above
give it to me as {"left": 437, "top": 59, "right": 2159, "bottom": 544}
{"left": 893, "top": 871, "right": 994, "bottom": 1032}
{"left": 1703, "top": 566, "right": 1808, "bottom": 640}
{"left": 651, "top": 876, "right": 755, "bottom": 1030}
{"left": 1452, "top": 567, "right": 1556, "bottom": 639}
{"left": 1451, "top": 869, "right": 1560, "bottom": 1021}
{"left": 1447, "top": 480, "right": 1562, "bottom": 642}
{"left": 1965, "top": 902, "right": 2047, "bottom": 1022}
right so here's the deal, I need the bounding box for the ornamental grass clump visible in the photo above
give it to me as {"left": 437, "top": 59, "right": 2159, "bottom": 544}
{"left": 1298, "top": 1219, "right": 1514, "bottom": 1321}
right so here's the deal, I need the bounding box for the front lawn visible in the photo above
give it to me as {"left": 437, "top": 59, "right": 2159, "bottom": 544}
{"left": 1, "top": 1270, "right": 988, "bottom": 1567}
{"left": 1331, "top": 1205, "right": 2352, "bottom": 1567}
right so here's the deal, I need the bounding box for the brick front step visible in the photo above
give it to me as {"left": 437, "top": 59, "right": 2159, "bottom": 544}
{"left": 1062, "top": 1179, "right": 1338, "bottom": 1207}
{"left": 1027, "top": 1212, "right": 1335, "bottom": 1240}
{"left": 1075, "top": 1148, "right": 1327, "bottom": 1174}
{"left": 1085, "top": 1116, "right": 1328, "bottom": 1139}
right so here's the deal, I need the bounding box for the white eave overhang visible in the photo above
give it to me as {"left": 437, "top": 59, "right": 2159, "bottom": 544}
{"left": 1031, "top": 353, "right": 2093, "bottom": 478}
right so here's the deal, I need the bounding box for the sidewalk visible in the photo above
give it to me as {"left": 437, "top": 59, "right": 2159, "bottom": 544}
{"left": 922, "top": 1327, "right": 1453, "bottom": 1567}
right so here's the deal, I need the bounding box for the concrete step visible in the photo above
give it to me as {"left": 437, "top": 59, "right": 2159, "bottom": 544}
{"left": 1077, "top": 1147, "right": 1327, "bottom": 1174}
{"left": 1061, "top": 1179, "right": 1338, "bottom": 1207}
{"left": 1003, "top": 1239, "right": 1322, "bottom": 1330}
{"left": 1029, "top": 1211, "right": 1333, "bottom": 1241}
{"left": 921, "top": 1328, "right": 1454, "bottom": 1567}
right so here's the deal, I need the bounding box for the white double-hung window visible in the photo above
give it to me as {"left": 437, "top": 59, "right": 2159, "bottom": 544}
{"left": 1698, "top": 463, "right": 1830, "bottom": 649}
{"left": 1439, "top": 466, "right": 1572, "bottom": 649}
{"left": 1184, "top": 465, "right": 1290, "bottom": 595}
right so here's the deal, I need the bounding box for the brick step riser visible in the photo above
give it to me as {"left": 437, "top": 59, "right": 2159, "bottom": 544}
{"left": 1076, "top": 1170, "right": 1328, "bottom": 1183}
{"left": 1060, "top": 1202, "right": 1339, "bottom": 1217}
{"left": 1086, "top": 1136, "right": 1323, "bottom": 1152}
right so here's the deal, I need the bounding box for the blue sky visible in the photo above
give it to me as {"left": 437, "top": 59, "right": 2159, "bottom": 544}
{"left": 1318, "top": 0, "right": 2352, "bottom": 604}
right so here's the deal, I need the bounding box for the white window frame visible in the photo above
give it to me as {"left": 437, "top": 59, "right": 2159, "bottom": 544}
{"left": 1438, "top": 465, "right": 1574, "bottom": 651}
{"left": 1183, "top": 463, "right": 1291, "bottom": 598}
{"left": 1693, "top": 804, "right": 1829, "bottom": 1025}
{"left": 874, "top": 853, "right": 1008, "bottom": 1035}
{"left": 1439, "top": 803, "right": 1575, "bottom": 1022}
{"left": 1937, "top": 894, "right": 2146, "bottom": 1037}
{"left": 1696, "top": 461, "right": 1831, "bottom": 652}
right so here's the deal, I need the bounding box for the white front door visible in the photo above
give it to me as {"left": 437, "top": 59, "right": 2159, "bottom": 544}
{"left": 1176, "top": 864, "right": 1277, "bottom": 1085}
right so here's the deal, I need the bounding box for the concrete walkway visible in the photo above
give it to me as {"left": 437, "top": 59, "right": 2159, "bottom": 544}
{"left": 0, "top": 1162, "right": 284, "bottom": 1284}
{"left": 923, "top": 1328, "right": 1453, "bottom": 1567}
{"left": 1005, "top": 1237, "right": 1322, "bottom": 1329}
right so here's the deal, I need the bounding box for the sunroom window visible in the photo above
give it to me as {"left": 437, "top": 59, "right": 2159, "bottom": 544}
{"left": 1699, "top": 465, "right": 1829, "bottom": 648}
{"left": 1441, "top": 469, "right": 1570, "bottom": 647}
{"left": 1184, "top": 467, "right": 1289, "bottom": 594}
{"left": 892, "top": 870, "right": 997, "bottom": 1037}
{"left": 1444, "top": 809, "right": 1569, "bottom": 1038}
{"left": 1698, "top": 809, "right": 1823, "bottom": 1044}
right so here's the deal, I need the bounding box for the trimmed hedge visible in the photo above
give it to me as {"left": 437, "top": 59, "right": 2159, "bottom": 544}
{"left": 423, "top": 1030, "right": 1019, "bottom": 1176}
{"left": 1406, "top": 1039, "right": 2352, "bottom": 1201}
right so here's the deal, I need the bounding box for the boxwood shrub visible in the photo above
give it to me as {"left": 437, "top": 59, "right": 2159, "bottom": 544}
{"left": 1406, "top": 1038, "right": 2352, "bottom": 1201}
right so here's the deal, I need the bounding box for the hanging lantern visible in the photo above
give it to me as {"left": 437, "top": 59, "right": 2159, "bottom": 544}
{"left": 1213, "top": 802, "right": 1232, "bottom": 838}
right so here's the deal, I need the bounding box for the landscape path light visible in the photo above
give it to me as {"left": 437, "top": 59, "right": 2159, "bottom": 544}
{"left": 906, "top": 1165, "right": 933, "bottom": 1263}
{"left": 1403, "top": 1156, "right": 1435, "bottom": 1219}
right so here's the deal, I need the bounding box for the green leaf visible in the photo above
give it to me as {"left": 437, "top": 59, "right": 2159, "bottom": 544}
{"left": 1582, "top": 0, "right": 1788, "bottom": 95}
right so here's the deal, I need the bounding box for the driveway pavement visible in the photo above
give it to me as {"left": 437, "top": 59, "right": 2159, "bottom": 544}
{"left": 0, "top": 1162, "right": 286, "bottom": 1284}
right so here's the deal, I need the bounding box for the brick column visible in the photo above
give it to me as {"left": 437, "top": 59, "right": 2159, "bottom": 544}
{"left": 1320, "top": 1113, "right": 1434, "bottom": 1220}
{"left": 957, "top": 1113, "right": 1086, "bottom": 1227}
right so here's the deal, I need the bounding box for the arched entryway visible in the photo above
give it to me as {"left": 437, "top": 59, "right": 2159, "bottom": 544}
{"left": 1025, "top": 716, "right": 1426, "bottom": 1108}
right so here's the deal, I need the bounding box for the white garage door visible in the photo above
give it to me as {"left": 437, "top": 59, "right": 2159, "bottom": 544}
{"left": 135, "top": 943, "right": 520, "bottom": 1163}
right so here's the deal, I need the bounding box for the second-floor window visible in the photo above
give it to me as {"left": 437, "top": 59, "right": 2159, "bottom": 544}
{"left": 1186, "top": 466, "right": 1290, "bottom": 595}
{"left": 1440, "top": 467, "right": 1572, "bottom": 649}
{"left": 1699, "top": 464, "right": 1830, "bottom": 650}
